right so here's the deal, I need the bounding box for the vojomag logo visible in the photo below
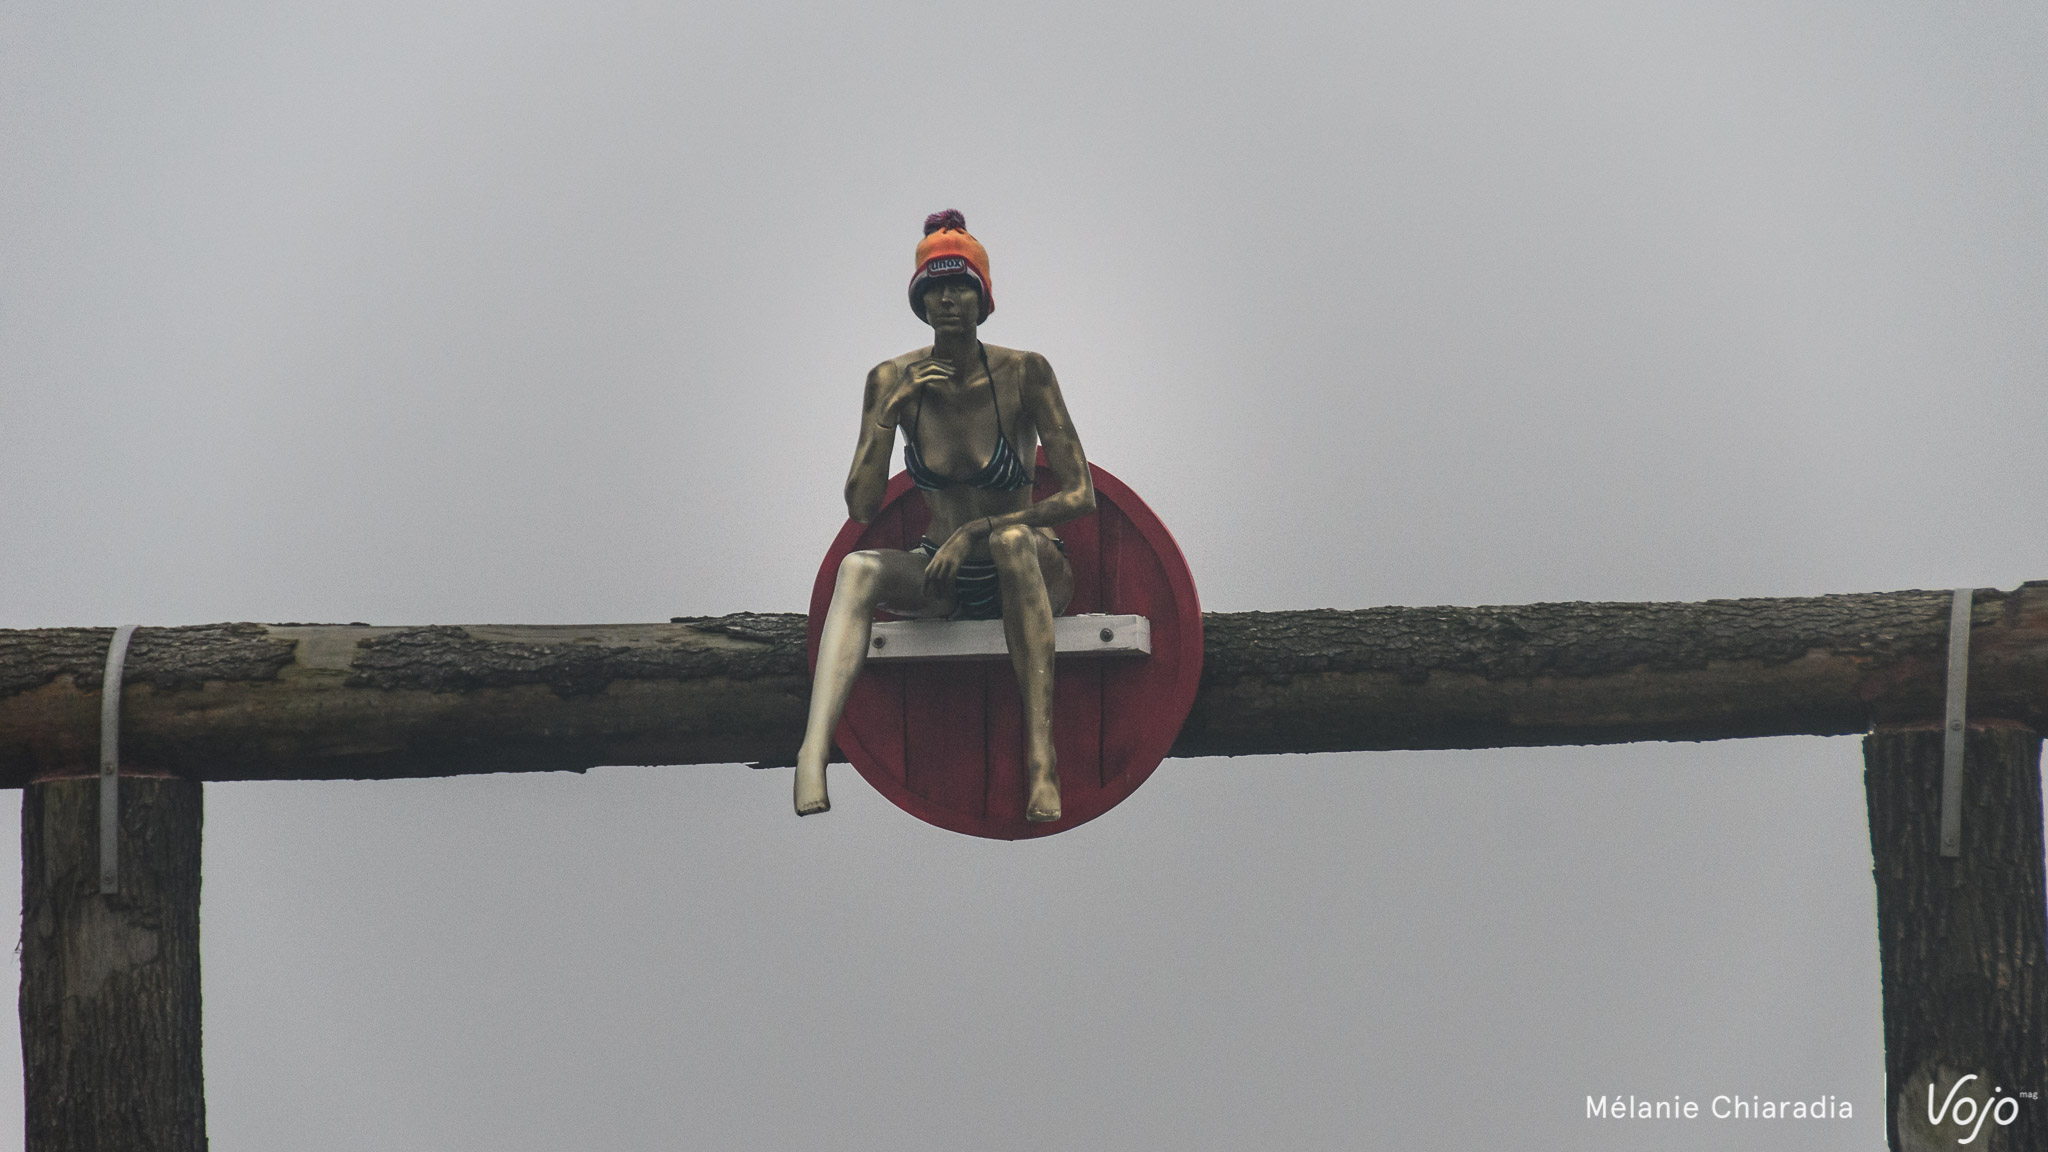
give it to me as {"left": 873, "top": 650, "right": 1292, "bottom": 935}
{"left": 1926, "top": 1075, "right": 2022, "bottom": 1146}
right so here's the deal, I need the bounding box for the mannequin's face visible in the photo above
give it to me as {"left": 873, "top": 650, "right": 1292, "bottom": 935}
{"left": 921, "top": 279, "right": 981, "bottom": 336}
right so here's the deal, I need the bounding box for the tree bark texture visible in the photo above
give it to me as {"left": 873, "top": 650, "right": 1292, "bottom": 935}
{"left": 22, "top": 777, "right": 205, "bottom": 1152}
{"left": 1865, "top": 726, "right": 2046, "bottom": 1152}
{"left": 0, "top": 583, "right": 2042, "bottom": 784}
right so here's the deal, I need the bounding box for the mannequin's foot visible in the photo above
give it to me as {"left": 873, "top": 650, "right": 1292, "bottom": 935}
{"left": 794, "top": 761, "right": 830, "bottom": 816}
{"left": 1024, "top": 758, "right": 1061, "bottom": 823}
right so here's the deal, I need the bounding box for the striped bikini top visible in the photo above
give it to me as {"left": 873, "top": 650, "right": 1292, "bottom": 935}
{"left": 903, "top": 345, "right": 1033, "bottom": 492}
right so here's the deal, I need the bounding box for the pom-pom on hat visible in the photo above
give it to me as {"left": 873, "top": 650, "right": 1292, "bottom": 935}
{"left": 909, "top": 209, "right": 993, "bottom": 322}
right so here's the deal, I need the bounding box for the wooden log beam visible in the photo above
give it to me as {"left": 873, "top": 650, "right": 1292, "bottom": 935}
{"left": 0, "top": 583, "right": 2042, "bottom": 786}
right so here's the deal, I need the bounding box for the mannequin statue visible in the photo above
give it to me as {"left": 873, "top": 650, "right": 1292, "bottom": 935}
{"left": 795, "top": 211, "right": 1094, "bottom": 822}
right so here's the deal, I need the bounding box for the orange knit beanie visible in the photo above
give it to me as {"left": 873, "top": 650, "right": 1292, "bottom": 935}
{"left": 908, "top": 210, "right": 993, "bottom": 322}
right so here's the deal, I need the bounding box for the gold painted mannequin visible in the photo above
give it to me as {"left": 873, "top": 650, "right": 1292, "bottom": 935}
{"left": 795, "top": 217, "right": 1093, "bottom": 822}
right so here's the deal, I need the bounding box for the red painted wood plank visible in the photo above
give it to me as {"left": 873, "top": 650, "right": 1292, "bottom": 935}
{"left": 1054, "top": 659, "right": 1105, "bottom": 796}
{"left": 1101, "top": 526, "right": 1171, "bottom": 783}
{"left": 903, "top": 662, "right": 988, "bottom": 818}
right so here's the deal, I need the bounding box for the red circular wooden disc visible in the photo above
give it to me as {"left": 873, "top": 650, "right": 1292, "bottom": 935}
{"left": 807, "top": 455, "right": 1202, "bottom": 839}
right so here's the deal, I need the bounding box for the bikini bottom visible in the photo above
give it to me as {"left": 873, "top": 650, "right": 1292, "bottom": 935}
{"left": 912, "top": 534, "right": 1065, "bottom": 621}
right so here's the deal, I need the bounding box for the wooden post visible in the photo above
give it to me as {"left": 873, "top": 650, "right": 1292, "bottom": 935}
{"left": 21, "top": 777, "right": 206, "bottom": 1152}
{"left": 1866, "top": 725, "right": 2046, "bottom": 1152}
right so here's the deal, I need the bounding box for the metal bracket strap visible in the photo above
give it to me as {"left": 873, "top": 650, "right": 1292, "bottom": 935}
{"left": 99, "top": 625, "right": 137, "bottom": 894}
{"left": 1940, "top": 589, "right": 1971, "bottom": 859}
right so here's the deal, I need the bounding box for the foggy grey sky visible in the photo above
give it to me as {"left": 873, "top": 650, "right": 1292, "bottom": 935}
{"left": 2, "top": 0, "right": 2044, "bottom": 1148}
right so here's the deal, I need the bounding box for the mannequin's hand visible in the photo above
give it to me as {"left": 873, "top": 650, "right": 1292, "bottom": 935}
{"left": 921, "top": 524, "right": 980, "bottom": 602}
{"left": 909, "top": 357, "right": 956, "bottom": 391}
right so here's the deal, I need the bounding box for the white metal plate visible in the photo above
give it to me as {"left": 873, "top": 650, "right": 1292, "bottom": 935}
{"left": 867, "top": 613, "right": 1151, "bottom": 662}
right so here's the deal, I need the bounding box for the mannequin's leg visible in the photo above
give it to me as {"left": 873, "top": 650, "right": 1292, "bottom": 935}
{"left": 795, "top": 550, "right": 932, "bottom": 815}
{"left": 989, "top": 527, "right": 1074, "bottom": 822}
